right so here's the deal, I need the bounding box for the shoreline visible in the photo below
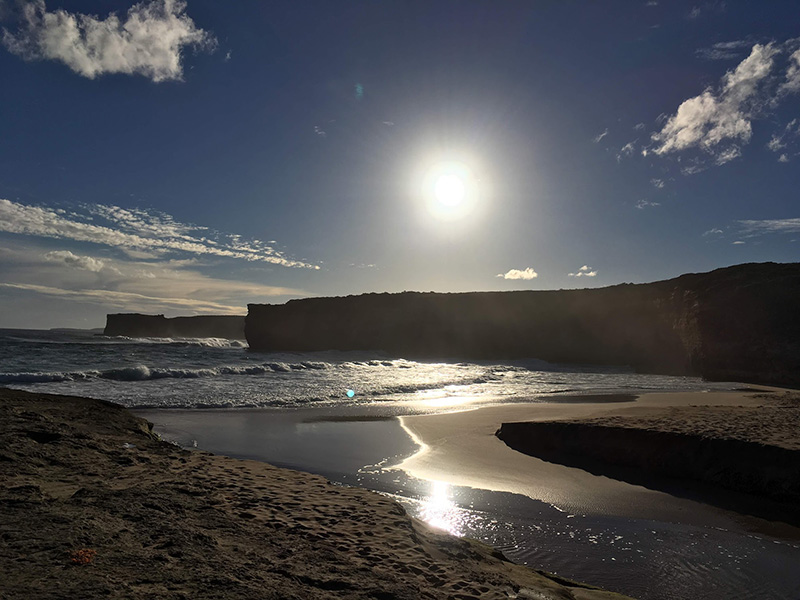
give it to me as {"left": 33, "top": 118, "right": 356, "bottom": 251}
{"left": 0, "top": 387, "right": 632, "bottom": 599}
{"left": 395, "top": 388, "right": 800, "bottom": 535}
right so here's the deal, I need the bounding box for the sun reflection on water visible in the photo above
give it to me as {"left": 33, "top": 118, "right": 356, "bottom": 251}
{"left": 418, "top": 480, "right": 467, "bottom": 536}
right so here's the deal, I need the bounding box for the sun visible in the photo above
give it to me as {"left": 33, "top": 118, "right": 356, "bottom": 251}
{"left": 433, "top": 173, "right": 466, "bottom": 208}
{"left": 422, "top": 160, "right": 478, "bottom": 221}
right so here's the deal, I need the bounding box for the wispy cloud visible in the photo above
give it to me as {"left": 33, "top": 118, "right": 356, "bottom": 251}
{"left": 44, "top": 249, "right": 110, "bottom": 273}
{"left": 738, "top": 218, "right": 800, "bottom": 235}
{"left": 594, "top": 129, "right": 609, "bottom": 143}
{"left": 568, "top": 265, "right": 597, "bottom": 277}
{"left": 497, "top": 267, "right": 538, "bottom": 280}
{"left": 703, "top": 227, "right": 724, "bottom": 236}
{"left": 696, "top": 40, "right": 751, "bottom": 61}
{"left": 0, "top": 199, "right": 319, "bottom": 269}
{"left": 617, "top": 141, "right": 636, "bottom": 162}
{"left": 0, "top": 282, "right": 245, "bottom": 314}
{"left": 0, "top": 242, "right": 306, "bottom": 315}
{"left": 2, "top": 0, "right": 215, "bottom": 82}
{"left": 766, "top": 118, "right": 800, "bottom": 161}
{"left": 650, "top": 178, "right": 665, "bottom": 188}
{"left": 636, "top": 199, "right": 660, "bottom": 209}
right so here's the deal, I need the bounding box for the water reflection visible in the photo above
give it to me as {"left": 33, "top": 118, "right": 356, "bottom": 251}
{"left": 417, "top": 480, "right": 469, "bottom": 536}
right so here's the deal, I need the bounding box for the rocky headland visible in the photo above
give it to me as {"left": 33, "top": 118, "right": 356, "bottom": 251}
{"left": 104, "top": 313, "right": 245, "bottom": 340}
{"left": 246, "top": 262, "right": 800, "bottom": 386}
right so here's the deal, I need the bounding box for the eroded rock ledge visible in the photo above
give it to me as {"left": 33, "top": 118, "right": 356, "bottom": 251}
{"left": 495, "top": 413, "right": 800, "bottom": 507}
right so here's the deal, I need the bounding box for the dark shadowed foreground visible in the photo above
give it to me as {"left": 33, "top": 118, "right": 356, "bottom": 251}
{"left": 0, "top": 388, "right": 630, "bottom": 600}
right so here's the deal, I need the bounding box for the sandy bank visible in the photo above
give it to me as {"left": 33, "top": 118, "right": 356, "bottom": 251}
{"left": 0, "top": 388, "right": 630, "bottom": 600}
{"left": 496, "top": 390, "right": 800, "bottom": 512}
{"left": 396, "top": 389, "right": 800, "bottom": 527}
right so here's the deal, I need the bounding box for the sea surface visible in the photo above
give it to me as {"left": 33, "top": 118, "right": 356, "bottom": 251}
{"left": 0, "top": 328, "right": 734, "bottom": 408}
{"left": 2, "top": 328, "right": 799, "bottom": 600}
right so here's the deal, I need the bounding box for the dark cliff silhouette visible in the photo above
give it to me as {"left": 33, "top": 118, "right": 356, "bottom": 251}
{"left": 245, "top": 262, "right": 800, "bottom": 386}
{"left": 104, "top": 314, "right": 245, "bottom": 340}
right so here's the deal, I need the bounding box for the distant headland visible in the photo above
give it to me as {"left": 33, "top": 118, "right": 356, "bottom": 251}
{"left": 104, "top": 313, "right": 245, "bottom": 340}
{"left": 246, "top": 262, "right": 800, "bottom": 387}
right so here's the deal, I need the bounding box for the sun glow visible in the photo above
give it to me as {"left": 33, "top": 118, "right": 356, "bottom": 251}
{"left": 421, "top": 160, "right": 479, "bottom": 221}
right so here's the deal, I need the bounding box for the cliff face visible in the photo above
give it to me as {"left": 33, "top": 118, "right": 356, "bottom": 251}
{"left": 104, "top": 314, "right": 245, "bottom": 340}
{"left": 245, "top": 262, "right": 800, "bottom": 385}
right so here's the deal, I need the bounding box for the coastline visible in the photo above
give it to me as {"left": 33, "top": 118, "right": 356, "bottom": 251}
{"left": 0, "top": 387, "right": 631, "bottom": 600}
{"left": 396, "top": 388, "right": 800, "bottom": 534}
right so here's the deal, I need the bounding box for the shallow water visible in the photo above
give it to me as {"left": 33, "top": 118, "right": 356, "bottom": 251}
{"left": 139, "top": 405, "right": 800, "bottom": 600}
{"left": 2, "top": 328, "right": 736, "bottom": 408}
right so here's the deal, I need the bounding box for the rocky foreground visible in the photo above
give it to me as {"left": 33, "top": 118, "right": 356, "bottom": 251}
{"left": 0, "top": 388, "right": 630, "bottom": 600}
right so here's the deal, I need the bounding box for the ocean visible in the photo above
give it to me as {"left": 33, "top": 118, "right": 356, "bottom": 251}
{"left": 2, "top": 328, "right": 799, "bottom": 600}
{"left": 0, "top": 328, "right": 734, "bottom": 408}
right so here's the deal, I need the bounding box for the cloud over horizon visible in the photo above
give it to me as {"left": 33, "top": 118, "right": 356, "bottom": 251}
{"left": 0, "top": 242, "right": 308, "bottom": 317}
{"left": 2, "top": 0, "right": 215, "bottom": 82}
{"left": 568, "top": 265, "right": 597, "bottom": 277}
{"left": 0, "top": 199, "right": 319, "bottom": 270}
{"left": 497, "top": 267, "right": 538, "bottom": 280}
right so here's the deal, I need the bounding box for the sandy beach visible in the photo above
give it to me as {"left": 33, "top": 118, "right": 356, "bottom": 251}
{"left": 396, "top": 388, "right": 800, "bottom": 528}
{"left": 0, "top": 387, "right": 631, "bottom": 600}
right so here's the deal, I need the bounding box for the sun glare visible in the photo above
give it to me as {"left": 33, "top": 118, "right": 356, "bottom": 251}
{"left": 421, "top": 160, "right": 479, "bottom": 221}
{"left": 434, "top": 173, "right": 466, "bottom": 207}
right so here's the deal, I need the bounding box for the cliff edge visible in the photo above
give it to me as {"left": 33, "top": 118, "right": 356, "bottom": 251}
{"left": 104, "top": 314, "right": 245, "bottom": 340}
{"left": 245, "top": 262, "right": 800, "bottom": 386}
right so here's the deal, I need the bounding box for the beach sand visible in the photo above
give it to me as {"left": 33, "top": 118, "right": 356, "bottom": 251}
{"left": 396, "top": 388, "right": 800, "bottom": 526}
{"left": 0, "top": 387, "right": 630, "bottom": 600}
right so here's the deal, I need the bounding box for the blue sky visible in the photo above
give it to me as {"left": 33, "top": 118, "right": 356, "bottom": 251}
{"left": 0, "top": 0, "right": 798, "bottom": 328}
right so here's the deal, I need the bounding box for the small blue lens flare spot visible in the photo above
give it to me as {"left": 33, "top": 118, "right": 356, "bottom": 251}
{"left": 346, "top": 389, "right": 355, "bottom": 398}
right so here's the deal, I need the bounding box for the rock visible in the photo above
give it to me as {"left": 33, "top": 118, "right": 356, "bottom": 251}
{"left": 104, "top": 314, "right": 245, "bottom": 340}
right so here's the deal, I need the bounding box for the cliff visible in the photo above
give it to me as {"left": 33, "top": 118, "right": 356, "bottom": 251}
{"left": 245, "top": 262, "right": 800, "bottom": 386}
{"left": 104, "top": 314, "right": 245, "bottom": 340}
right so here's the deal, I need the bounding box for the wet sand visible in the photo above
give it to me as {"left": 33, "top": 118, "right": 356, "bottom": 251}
{"left": 0, "top": 387, "right": 630, "bottom": 600}
{"left": 396, "top": 388, "right": 800, "bottom": 531}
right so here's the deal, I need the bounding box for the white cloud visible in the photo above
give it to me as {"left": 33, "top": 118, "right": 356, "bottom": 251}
{"left": 703, "top": 228, "right": 724, "bottom": 236}
{"left": 650, "top": 44, "right": 777, "bottom": 165}
{"left": 497, "top": 267, "right": 538, "bottom": 280}
{"left": 781, "top": 48, "right": 800, "bottom": 94}
{"left": 634, "top": 123, "right": 646, "bottom": 130}
{"left": 696, "top": 40, "right": 751, "bottom": 61}
{"left": 314, "top": 125, "right": 326, "bottom": 137}
{"left": 732, "top": 240, "right": 746, "bottom": 244}
{"left": 650, "top": 178, "right": 665, "bottom": 188}
{"left": 0, "top": 282, "right": 244, "bottom": 314}
{"left": 766, "top": 119, "right": 800, "bottom": 156}
{"left": 44, "top": 249, "right": 106, "bottom": 272}
{"left": 0, "top": 199, "right": 319, "bottom": 269}
{"left": 650, "top": 40, "right": 800, "bottom": 171}
{"left": 636, "top": 199, "right": 660, "bottom": 209}
{"left": 594, "top": 129, "right": 609, "bottom": 143}
{"left": 0, "top": 241, "right": 307, "bottom": 316}
{"left": 568, "top": 265, "right": 597, "bottom": 277}
{"left": 738, "top": 218, "right": 800, "bottom": 235}
{"left": 617, "top": 141, "right": 636, "bottom": 162}
{"left": 2, "top": 0, "right": 215, "bottom": 82}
